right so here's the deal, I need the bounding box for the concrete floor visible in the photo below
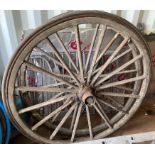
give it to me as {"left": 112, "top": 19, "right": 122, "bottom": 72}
{"left": 9, "top": 39, "right": 155, "bottom": 144}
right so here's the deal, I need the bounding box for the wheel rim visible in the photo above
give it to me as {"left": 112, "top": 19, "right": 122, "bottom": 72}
{"left": 2, "top": 11, "right": 150, "bottom": 143}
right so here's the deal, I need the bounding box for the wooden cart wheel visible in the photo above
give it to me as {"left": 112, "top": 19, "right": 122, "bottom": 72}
{"left": 2, "top": 11, "right": 151, "bottom": 143}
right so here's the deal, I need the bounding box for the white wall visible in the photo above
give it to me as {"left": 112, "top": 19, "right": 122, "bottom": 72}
{"left": 0, "top": 10, "right": 155, "bottom": 78}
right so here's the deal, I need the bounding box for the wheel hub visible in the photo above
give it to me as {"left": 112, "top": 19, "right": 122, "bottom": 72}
{"left": 79, "top": 86, "right": 94, "bottom": 105}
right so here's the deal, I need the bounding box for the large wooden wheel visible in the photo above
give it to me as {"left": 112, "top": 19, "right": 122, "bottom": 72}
{"left": 2, "top": 11, "right": 151, "bottom": 143}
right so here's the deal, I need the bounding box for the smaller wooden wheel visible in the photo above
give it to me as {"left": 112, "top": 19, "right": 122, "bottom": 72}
{"left": 2, "top": 11, "right": 151, "bottom": 143}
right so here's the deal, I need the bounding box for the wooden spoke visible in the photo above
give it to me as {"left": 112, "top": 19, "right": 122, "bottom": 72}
{"left": 74, "top": 25, "right": 84, "bottom": 81}
{"left": 114, "top": 85, "right": 134, "bottom": 92}
{"left": 23, "top": 62, "right": 78, "bottom": 88}
{"left": 51, "top": 97, "right": 72, "bottom": 123}
{"left": 106, "top": 96, "right": 125, "bottom": 109}
{"left": 55, "top": 32, "right": 79, "bottom": 73}
{"left": 86, "top": 105, "right": 93, "bottom": 139}
{"left": 31, "top": 98, "right": 73, "bottom": 131}
{"left": 98, "top": 98, "right": 126, "bottom": 113}
{"left": 85, "top": 24, "right": 99, "bottom": 72}
{"left": 19, "top": 94, "right": 74, "bottom": 114}
{"left": 91, "top": 37, "right": 129, "bottom": 85}
{"left": 51, "top": 111, "right": 61, "bottom": 123}
{"left": 16, "top": 86, "right": 76, "bottom": 93}
{"left": 117, "top": 69, "right": 138, "bottom": 74}
{"left": 93, "top": 100, "right": 112, "bottom": 129}
{"left": 97, "top": 75, "right": 145, "bottom": 90}
{"left": 98, "top": 92, "right": 139, "bottom": 98}
{"left": 70, "top": 104, "right": 78, "bottom": 130}
{"left": 96, "top": 33, "right": 119, "bottom": 64}
{"left": 27, "top": 60, "right": 70, "bottom": 79}
{"left": 52, "top": 92, "right": 64, "bottom": 99}
{"left": 46, "top": 38, "right": 80, "bottom": 85}
{"left": 41, "top": 82, "right": 65, "bottom": 88}
{"left": 95, "top": 54, "right": 143, "bottom": 87}
{"left": 112, "top": 49, "right": 131, "bottom": 62}
{"left": 71, "top": 103, "right": 82, "bottom": 142}
{"left": 42, "top": 81, "right": 76, "bottom": 88}
{"left": 50, "top": 92, "right": 68, "bottom": 123}
{"left": 51, "top": 87, "right": 73, "bottom": 123}
{"left": 87, "top": 25, "right": 106, "bottom": 83}
{"left": 50, "top": 104, "right": 77, "bottom": 140}
{"left": 94, "top": 69, "right": 138, "bottom": 76}
{"left": 51, "top": 97, "right": 70, "bottom": 123}
{"left": 34, "top": 47, "right": 64, "bottom": 68}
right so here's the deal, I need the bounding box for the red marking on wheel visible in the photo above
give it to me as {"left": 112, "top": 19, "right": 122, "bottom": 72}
{"left": 68, "top": 40, "right": 83, "bottom": 50}
{"left": 68, "top": 40, "right": 90, "bottom": 53}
